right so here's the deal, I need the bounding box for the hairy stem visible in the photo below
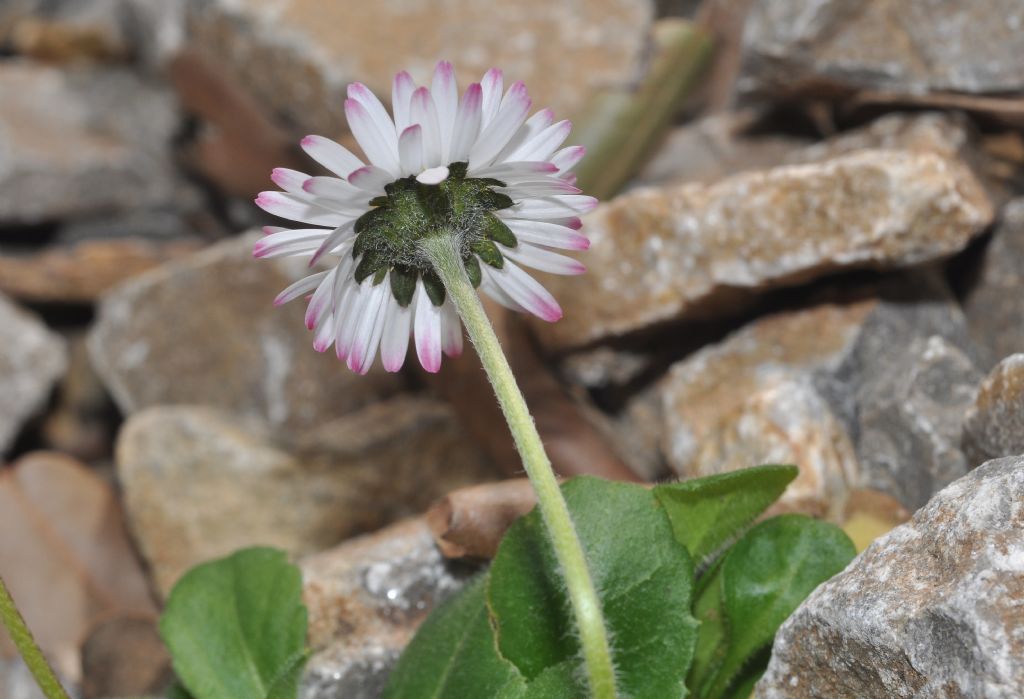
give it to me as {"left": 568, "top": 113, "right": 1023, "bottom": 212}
{"left": 421, "top": 235, "right": 617, "bottom": 699}
{"left": 0, "top": 576, "right": 70, "bottom": 699}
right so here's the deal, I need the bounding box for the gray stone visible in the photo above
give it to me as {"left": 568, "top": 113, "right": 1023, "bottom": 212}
{"left": 660, "top": 277, "right": 985, "bottom": 512}
{"left": 756, "top": 455, "right": 1024, "bottom": 699}
{"left": 116, "top": 398, "right": 495, "bottom": 595}
{"left": 88, "top": 234, "right": 402, "bottom": 435}
{"left": 740, "top": 0, "right": 1024, "bottom": 99}
{"left": 188, "top": 0, "right": 654, "bottom": 135}
{"left": 534, "top": 148, "right": 992, "bottom": 350}
{"left": 0, "top": 61, "right": 180, "bottom": 224}
{"left": 963, "top": 354, "right": 1024, "bottom": 465}
{"left": 300, "top": 518, "right": 475, "bottom": 699}
{"left": 0, "top": 293, "right": 67, "bottom": 453}
{"left": 964, "top": 199, "right": 1024, "bottom": 370}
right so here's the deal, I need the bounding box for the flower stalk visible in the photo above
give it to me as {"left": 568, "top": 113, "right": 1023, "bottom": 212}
{"left": 421, "top": 234, "right": 617, "bottom": 699}
{"left": 0, "top": 576, "right": 70, "bottom": 699}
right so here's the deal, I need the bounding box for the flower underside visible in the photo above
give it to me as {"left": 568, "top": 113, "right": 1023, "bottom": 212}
{"left": 353, "top": 162, "right": 518, "bottom": 307}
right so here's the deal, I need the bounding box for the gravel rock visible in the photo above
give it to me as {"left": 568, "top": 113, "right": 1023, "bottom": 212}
{"left": 660, "top": 279, "right": 984, "bottom": 512}
{"left": 756, "top": 455, "right": 1024, "bottom": 698}
{"left": 0, "top": 61, "right": 180, "bottom": 224}
{"left": 0, "top": 293, "right": 67, "bottom": 453}
{"left": 188, "top": 0, "right": 654, "bottom": 135}
{"left": 300, "top": 518, "right": 475, "bottom": 699}
{"left": 740, "top": 0, "right": 1024, "bottom": 98}
{"left": 964, "top": 199, "right": 1024, "bottom": 369}
{"left": 535, "top": 149, "right": 992, "bottom": 350}
{"left": 963, "top": 354, "right": 1024, "bottom": 465}
{"left": 89, "top": 234, "right": 402, "bottom": 435}
{"left": 116, "top": 398, "right": 495, "bottom": 594}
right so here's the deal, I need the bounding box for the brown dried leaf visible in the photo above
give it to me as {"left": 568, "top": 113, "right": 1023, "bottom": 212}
{"left": 426, "top": 479, "right": 537, "bottom": 560}
{"left": 0, "top": 452, "right": 156, "bottom": 682}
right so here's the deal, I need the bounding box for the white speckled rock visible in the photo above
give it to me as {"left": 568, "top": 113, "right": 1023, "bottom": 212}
{"left": 88, "top": 233, "right": 401, "bottom": 434}
{"left": 963, "top": 354, "right": 1024, "bottom": 465}
{"left": 0, "top": 294, "right": 67, "bottom": 453}
{"left": 756, "top": 455, "right": 1024, "bottom": 698}
{"left": 300, "top": 518, "right": 475, "bottom": 699}
{"left": 534, "top": 149, "right": 992, "bottom": 350}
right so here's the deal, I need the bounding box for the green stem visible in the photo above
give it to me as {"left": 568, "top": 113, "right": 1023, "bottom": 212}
{"left": 0, "top": 576, "right": 70, "bottom": 699}
{"left": 421, "top": 235, "right": 617, "bottom": 699}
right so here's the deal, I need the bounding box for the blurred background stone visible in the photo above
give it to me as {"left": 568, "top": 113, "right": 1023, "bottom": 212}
{"left": 963, "top": 354, "right": 1024, "bottom": 465}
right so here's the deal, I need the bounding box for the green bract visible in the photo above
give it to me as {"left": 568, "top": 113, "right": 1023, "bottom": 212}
{"left": 352, "top": 162, "right": 518, "bottom": 307}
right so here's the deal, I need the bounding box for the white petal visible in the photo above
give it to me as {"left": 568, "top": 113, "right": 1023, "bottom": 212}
{"left": 398, "top": 124, "right": 423, "bottom": 176}
{"left": 416, "top": 165, "right": 449, "bottom": 185}
{"left": 500, "top": 179, "right": 581, "bottom": 197}
{"left": 347, "top": 281, "right": 389, "bottom": 374}
{"left": 348, "top": 82, "right": 399, "bottom": 153}
{"left": 501, "top": 243, "right": 586, "bottom": 275}
{"left": 380, "top": 295, "right": 413, "bottom": 372}
{"left": 270, "top": 168, "right": 309, "bottom": 194}
{"left": 550, "top": 145, "right": 586, "bottom": 174}
{"left": 504, "top": 195, "right": 597, "bottom": 219}
{"left": 253, "top": 228, "right": 329, "bottom": 258}
{"left": 469, "top": 81, "right": 531, "bottom": 169}
{"left": 480, "top": 68, "right": 504, "bottom": 128}
{"left": 302, "top": 176, "right": 365, "bottom": 204}
{"left": 300, "top": 135, "right": 364, "bottom": 178}
{"left": 430, "top": 60, "right": 458, "bottom": 160}
{"left": 335, "top": 277, "right": 368, "bottom": 361}
{"left": 304, "top": 266, "right": 339, "bottom": 329}
{"left": 312, "top": 307, "right": 337, "bottom": 352}
{"left": 273, "top": 271, "right": 328, "bottom": 306}
{"left": 410, "top": 87, "right": 443, "bottom": 168}
{"left": 308, "top": 220, "right": 357, "bottom": 266}
{"left": 479, "top": 266, "right": 525, "bottom": 313}
{"left": 348, "top": 165, "right": 395, "bottom": 192}
{"left": 345, "top": 98, "right": 401, "bottom": 175}
{"left": 255, "top": 191, "right": 352, "bottom": 227}
{"left": 448, "top": 82, "right": 482, "bottom": 163}
{"left": 486, "top": 260, "right": 562, "bottom": 322}
{"left": 392, "top": 71, "right": 416, "bottom": 133}
{"left": 509, "top": 119, "right": 572, "bottom": 162}
{"left": 496, "top": 108, "right": 553, "bottom": 163}
{"left": 470, "top": 160, "right": 558, "bottom": 180}
{"left": 413, "top": 282, "right": 442, "bottom": 373}
{"left": 503, "top": 219, "right": 591, "bottom": 250}
{"left": 439, "top": 300, "right": 464, "bottom": 357}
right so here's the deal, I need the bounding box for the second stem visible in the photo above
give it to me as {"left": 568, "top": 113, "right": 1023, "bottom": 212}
{"left": 421, "top": 235, "right": 617, "bottom": 699}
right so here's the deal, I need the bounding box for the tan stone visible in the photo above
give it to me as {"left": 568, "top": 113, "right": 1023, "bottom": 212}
{"left": 188, "top": 0, "right": 654, "bottom": 135}
{"left": 116, "top": 398, "right": 496, "bottom": 595}
{"left": 88, "top": 233, "right": 402, "bottom": 434}
{"left": 300, "top": 518, "right": 473, "bottom": 699}
{"left": 536, "top": 149, "right": 993, "bottom": 350}
{"left": 963, "top": 353, "right": 1024, "bottom": 465}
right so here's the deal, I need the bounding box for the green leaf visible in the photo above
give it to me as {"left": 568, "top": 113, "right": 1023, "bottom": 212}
{"left": 687, "top": 558, "right": 727, "bottom": 691}
{"left": 382, "top": 576, "right": 527, "bottom": 699}
{"left": 159, "top": 547, "right": 309, "bottom": 699}
{"left": 653, "top": 465, "right": 798, "bottom": 564}
{"left": 488, "top": 477, "right": 699, "bottom": 699}
{"left": 700, "top": 515, "right": 855, "bottom": 699}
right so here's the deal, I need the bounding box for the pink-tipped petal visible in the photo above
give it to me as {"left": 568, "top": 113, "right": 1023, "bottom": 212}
{"left": 303, "top": 267, "right": 338, "bottom": 329}
{"left": 347, "top": 281, "right": 389, "bottom": 375}
{"left": 348, "top": 82, "right": 398, "bottom": 144}
{"left": 479, "top": 266, "right": 526, "bottom": 313}
{"left": 348, "top": 165, "right": 395, "bottom": 192}
{"left": 497, "top": 108, "right": 553, "bottom": 162}
{"left": 398, "top": 124, "right": 423, "bottom": 176}
{"left": 502, "top": 219, "right": 592, "bottom": 250}
{"left": 410, "top": 87, "right": 443, "bottom": 168}
{"left": 439, "top": 301, "right": 464, "bottom": 357}
{"left": 272, "top": 271, "right": 328, "bottom": 306}
{"left": 413, "top": 282, "right": 442, "bottom": 373}
{"left": 430, "top": 60, "right": 458, "bottom": 159}
{"left": 345, "top": 98, "right": 401, "bottom": 175}
{"left": 469, "top": 81, "right": 531, "bottom": 169}
{"left": 487, "top": 260, "right": 562, "bottom": 322}
{"left": 308, "top": 221, "right": 356, "bottom": 268}
{"left": 470, "top": 160, "right": 558, "bottom": 179}
{"left": 550, "top": 145, "right": 586, "bottom": 175}
{"left": 301, "top": 135, "right": 364, "bottom": 178}
{"left": 255, "top": 191, "right": 352, "bottom": 227}
{"left": 480, "top": 68, "right": 504, "bottom": 127}
{"left": 380, "top": 299, "right": 413, "bottom": 372}
{"left": 302, "top": 175, "right": 363, "bottom": 203}
{"left": 510, "top": 119, "right": 572, "bottom": 162}
{"left": 501, "top": 179, "right": 581, "bottom": 197}
{"left": 271, "top": 168, "right": 310, "bottom": 194}
{"left": 253, "top": 228, "right": 329, "bottom": 259}
{"left": 448, "top": 82, "right": 482, "bottom": 162}
{"left": 501, "top": 243, "right": 586, "bottom": 275}
{"left": 504, "top": 195, "right": 597, "bottom": 219}
{"left": 392, "top": 71, "right": 416, "bottom": 133}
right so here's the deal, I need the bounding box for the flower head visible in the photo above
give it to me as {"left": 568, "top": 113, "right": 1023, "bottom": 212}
{"left": 254, "top": 61, "right": 595, "bottom": 374}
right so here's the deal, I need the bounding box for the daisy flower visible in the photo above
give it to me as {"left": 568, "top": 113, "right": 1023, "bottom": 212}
{"left": 254, "top": 60, "right": 595, "bottom": 374}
